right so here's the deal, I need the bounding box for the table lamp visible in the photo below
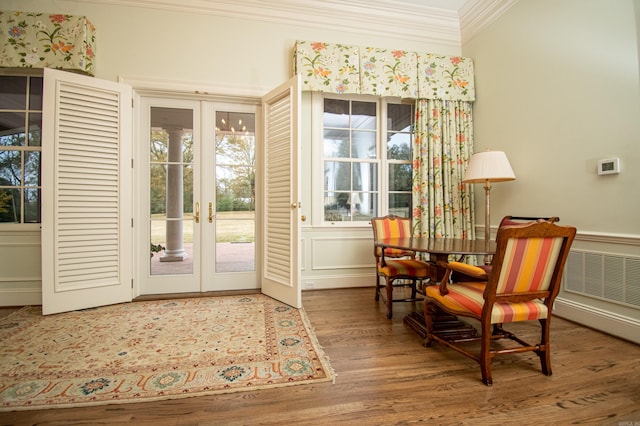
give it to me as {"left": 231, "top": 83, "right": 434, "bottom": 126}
{"left": 463, "top": 151, "right": 516, "bottom": 263}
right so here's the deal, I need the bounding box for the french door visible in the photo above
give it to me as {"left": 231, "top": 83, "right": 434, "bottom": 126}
{"left": 137, "top": 97, "right": 259, "bottom": 295}
{"left": 42, "top": 70, "right": 301, "bottom": 313}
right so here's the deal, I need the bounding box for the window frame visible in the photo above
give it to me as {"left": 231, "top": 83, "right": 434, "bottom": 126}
{"left": 311, "top": 92, "right": 413, "bottom": 227}
{"left": 0, "top": 69, "right": 44, "bottom": 229}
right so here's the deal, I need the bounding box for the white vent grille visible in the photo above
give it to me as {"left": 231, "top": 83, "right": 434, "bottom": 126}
{"left": 565, "top": 250, "right": 640, "bottom": 309}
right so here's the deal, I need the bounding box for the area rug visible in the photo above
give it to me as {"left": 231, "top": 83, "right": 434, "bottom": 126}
{"left": 0, "top": 295, "right": 334, "bottom": 411}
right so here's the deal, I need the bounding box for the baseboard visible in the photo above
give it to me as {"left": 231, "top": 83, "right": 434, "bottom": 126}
{"left": 554, "top": 297, "right": 640, "bottom": 345}
{"left": 302, "top": 274, "right": 374, "bottom": 290}
{"left": 0, "top": 289, "right": 42, "bottom": 307}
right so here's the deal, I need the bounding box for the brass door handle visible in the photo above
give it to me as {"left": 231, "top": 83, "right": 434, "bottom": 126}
{"left": 195, "top": 202, "right": 200, "bottom": 223}
{"left": 208, "top": 202, "right": 213, "bottom": 223}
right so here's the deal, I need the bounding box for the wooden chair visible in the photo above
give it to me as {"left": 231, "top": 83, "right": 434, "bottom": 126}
{"left": 371, "top": 215, "right": 431, "bottom": 319}
{"left": 423, "top": 220, "right": 576, "bottom": 385}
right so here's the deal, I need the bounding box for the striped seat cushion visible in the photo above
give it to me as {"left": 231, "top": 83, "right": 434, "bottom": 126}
{"left": 378, "top": 259, "right": 430, "bottom": 278}
{"left": 426, "top": 282, "right": 549, "bottom": 323}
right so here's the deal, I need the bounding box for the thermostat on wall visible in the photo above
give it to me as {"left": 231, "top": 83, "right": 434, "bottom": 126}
{"left": 597, "top": 157, "right": 620, "bottom": 175}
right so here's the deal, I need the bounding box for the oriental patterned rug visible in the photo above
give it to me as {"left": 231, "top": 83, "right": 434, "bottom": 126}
{"left": 0, "top": 295, "right": 334, "bottom": 411}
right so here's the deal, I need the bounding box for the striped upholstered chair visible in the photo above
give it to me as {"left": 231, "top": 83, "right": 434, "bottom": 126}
{"left": 423, "top": 220, "right": 576, "bottom": 385}
{"left": 372, "top": 215, "right": 430, "bottom": 319}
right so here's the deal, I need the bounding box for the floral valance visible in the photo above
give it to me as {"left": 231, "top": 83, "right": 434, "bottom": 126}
{"left": 294, "top": 40, "right": 474, "bottom": 101}
{"left": 0, "top": 10, "right": 96, "bottom": 76}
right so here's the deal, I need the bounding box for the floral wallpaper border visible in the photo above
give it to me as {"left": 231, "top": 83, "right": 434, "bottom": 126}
{"left": 294, "top": 40, "right": 475, "bottom": 102}
{"left": 0, "top": 10, "right": 96, "bottom": 76}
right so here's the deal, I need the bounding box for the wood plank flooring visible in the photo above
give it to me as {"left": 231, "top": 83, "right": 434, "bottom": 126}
{"left": 2, "top": 288, "right": 639, "bottom": 425}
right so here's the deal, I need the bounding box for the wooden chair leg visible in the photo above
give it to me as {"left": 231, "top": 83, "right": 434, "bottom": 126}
{"left": 423, "top": 302, "right": 436, "bottom": 347}
{"left": 374, "top": 273, "right": 380, "bottom": 301}
{"left": 539, "top": 318, "right": 552, "bottom": 376}
{"left": 480, "top": 321, "right": 493, "bottom": 386}
{"left": 385, "top": 277, "right": 393, "bottom": 319}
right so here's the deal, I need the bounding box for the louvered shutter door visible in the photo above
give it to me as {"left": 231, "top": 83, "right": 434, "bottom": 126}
{"left": 261, "top": 76, "right": 301, "bottom": 308}
{"left": 42, "top": 68, "right": 132, "bottom": 314}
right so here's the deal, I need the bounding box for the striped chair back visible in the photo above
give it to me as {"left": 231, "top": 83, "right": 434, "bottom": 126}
{"left": 488, "top": 222, "right": 576, "bottom": 301}
{"left": 495, "top": 236, "right": 564, "bottom": 294}
{"left": 371, "top": 215, "right": 413, "bottom": 258}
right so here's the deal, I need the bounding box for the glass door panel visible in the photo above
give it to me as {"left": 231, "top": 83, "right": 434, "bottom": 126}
{"left": 214, "top": 111, "right": 255, "bottom": 274}
{"left": 149, "top": 107, "right": 194, "bottom": 276}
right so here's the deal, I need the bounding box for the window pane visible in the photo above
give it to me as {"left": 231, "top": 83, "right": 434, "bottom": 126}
{"left": 387, "top": 132, "right": 411, "bottom": 160}
{"left": 0, "top": 151, "right": 21, "bottom": 185}
{"left": 352, "top": 101, "right": 376, "bottom": 129}
{"left": 0, "top": 76, "right": 27, "bottom": 110}
{"left": 389, "top": 163, "right": 412, "bottom": 191}
{"left": 0, "top": 112, "right": 26, "bottom": 147}
{"left": 182, "top": 164, "right": 193, "bottom": 215}
{"left": 323, "top": 129, "right": 349, "bottom": 158}
{"left": 24, "top": 187, "right": 40, "bottom": 223}
{"left": 351, "top": 130, "right": 376, "bottom": 159}
{"left": 352, "top": 162, "right": 377, "bottom": 191}
{"left": 387, "top": 104, "right": 413, "bottom": 132}
{"left": 324, "top": 161, "right": 350, "bottom": 191}
{"left": 216, "top": 165, "right": 255, "bottom": 212}
{"left": 324, "top": 191, "right": 349, "bottom": 222}
{"left": 351, "top": 191, "right": 376, "bottom": 221}
{"left": 24, "top": 151, "right": 40, "bottom": 186}
{"left": 150, "top": 164, "right": 167, "bottom": 216}
{"left": 29, "top": 77, "right": 43, "bottom": 110}
{"left": 28, "top": 113, "right": 42, "bottom": 146}
{"left": 323, "top": 99, "right": 349, "bottom": 128}
{"left": 0, "top": 188, "right": 20, "bottom": 223}
{"left": 389, "top": 193, "right": 411, "bottom": 218}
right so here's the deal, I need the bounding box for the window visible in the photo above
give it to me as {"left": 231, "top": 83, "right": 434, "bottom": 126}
{"left": 316, "top": 94, "right": 414, "bottom": 225}
{"left": 0, "top": 73, "right": 43, "bottom": 224}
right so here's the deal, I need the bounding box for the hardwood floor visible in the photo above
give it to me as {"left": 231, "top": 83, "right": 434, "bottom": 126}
{"left": 2, "top": 288, "right": 639, "bottom": 425}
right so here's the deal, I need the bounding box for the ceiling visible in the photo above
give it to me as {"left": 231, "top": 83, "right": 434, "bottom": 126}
{"left": 76, "top": 0, "right": 520, "bottom": 46}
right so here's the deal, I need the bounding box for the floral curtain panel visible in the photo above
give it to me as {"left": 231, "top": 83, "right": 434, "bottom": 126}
{"left": 0, "top": 11, "right": 96, "bottom": 76}
{"left": 412, "top": 99, "right": 475, "bottom": 240}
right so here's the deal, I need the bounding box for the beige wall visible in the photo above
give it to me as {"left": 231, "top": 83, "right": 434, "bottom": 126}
{"left": 463, "top": 0, "right": 640, "bottom": 235}
{"left": 463, "top": 0, "right": 640, "bottom": 342}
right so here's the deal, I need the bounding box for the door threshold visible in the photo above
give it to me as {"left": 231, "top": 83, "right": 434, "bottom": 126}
{"left": 134, "top": 289, "right": 261, "bottom": 302}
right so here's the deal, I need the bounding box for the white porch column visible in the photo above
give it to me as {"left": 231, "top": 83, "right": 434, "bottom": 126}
{"left": 160, "top": 127, "right": 187, "bottom": 262}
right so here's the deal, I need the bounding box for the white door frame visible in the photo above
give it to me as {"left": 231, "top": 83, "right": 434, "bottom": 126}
{"left": 134, "top": 95, "right": 262, "bottom": 296}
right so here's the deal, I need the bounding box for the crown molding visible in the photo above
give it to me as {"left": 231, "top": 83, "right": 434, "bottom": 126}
{"left": 71, "top": 0, "right": 460, "bottom": 46}
{"left": 459, "top": 0, "right": 520, "bottom": 44}
{"left": 71, "top": 0, "right": 517, "bottom": 48}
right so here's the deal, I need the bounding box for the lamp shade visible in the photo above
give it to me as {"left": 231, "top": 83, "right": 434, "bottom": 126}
{"left": 463, "top": 151, "right": 516, "bottom": 183}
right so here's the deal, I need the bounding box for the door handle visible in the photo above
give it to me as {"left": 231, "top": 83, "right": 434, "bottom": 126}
{"left": 195, "top": 202, "right": 200, "bottom": 223}
{"left": 209, "top": 202, "right": 213, "bottom": 223}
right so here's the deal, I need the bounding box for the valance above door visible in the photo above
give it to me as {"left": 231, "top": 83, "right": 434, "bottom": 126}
{"left": 293, "top": 40, "right": 475, "bottom": 101}
{"left": 1, "top": 10, "right": 96, "bottom": 76}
